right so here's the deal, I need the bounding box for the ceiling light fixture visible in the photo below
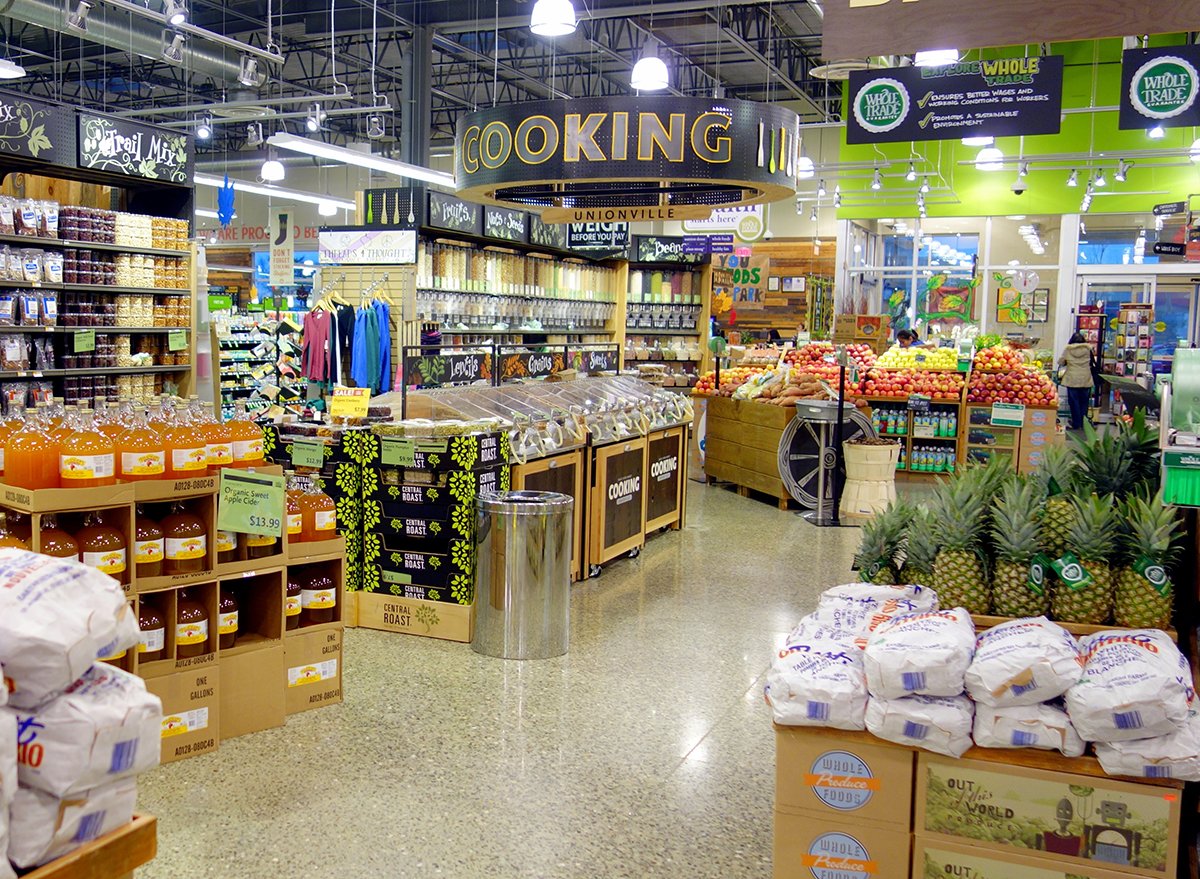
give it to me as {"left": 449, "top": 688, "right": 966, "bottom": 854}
{"left": 816, "top": 179, "right": 826, "bottom": 197}
{"left": 162, "top": 32, "right": 185, "bottom": 64}
{"left": 266, "top": 133, "right": 457, "bottom": 187}
{"left": 975, "top": 147, "right": 1004, "bottom": 171}
{"left": 1066, "top": 169, "right": 1078, "bottom": 187}
{"left": 66, "top": 0, "right": 91, "bottom": 32}
{"left": 1094, "top": 168, "right": 1107, "bottom": 187}
{"left": 367, "top": 114, "right": 384, "bottom": 139}
{"left": 238, "top": 56, "right": 263, "bottom": 88}
{"left": 0, "top": 59, "right": 26, "bottom": 80}
{"left": 246, "top": 122, "right": 263, "bottom": 147}
{"left": 810, "top": 206, "right": 818, "bottom": 221}
{"left": 1115, "top": 160, "right": 1130, "bottom": 182}
{"left": 914, "top": 48, "right": 959, "bottom": 66}
{"left": 1017, "top": 162, "right": 1029, "bottom": 177}
{"left": 529, "top": 0, "right": 577, "bottom": 36}
{"left": 833, "top": 191, "right": 842, "bottom": 207}
{"left": 961, "top": 135, "right": 994, "bottom": 147}
{"left": 870, "top": 169, "right": 882, "bottom": 190}
{"left": 194, "top": 174, "right": 356, "bottom": 210}
{"left": 163, "top": 0, "right": 186, "bottom": 26}
{"left": 919, "top": 178, "right": 930, "bottom": 194}
{"left": 260, "top": 148, "right": 285, "bottom": 182}
{"left": 905, "top": 162, "right": 917, "bottom": 182}
{"left": 795, "top": 157, "right": 815, "bottom": 179}
{"left": 195, "top": 114, "right": 211, "bottom": 140}
{"left": 1148, "top": 125, "right": 1166, "bottom": 139}
{"left": 631, "top": 39, "right": 669, "bottom": 91}
{"left": 318, "top": 201, "right": 338, "bottom": 217}
{"left": 306, "top": 104, "right": 321, "bottom": 132}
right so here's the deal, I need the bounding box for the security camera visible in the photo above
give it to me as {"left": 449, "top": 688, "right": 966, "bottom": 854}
{"left": 1010, "top": 179, "right": 1028, "bottom": 195}
{"left": 764, "top": 229, "right": 774, "bottom": 240}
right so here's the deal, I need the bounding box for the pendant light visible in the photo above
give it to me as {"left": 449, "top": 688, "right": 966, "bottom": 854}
{"left": 869, "top": 169, "right": 882, "bottom": 190}
{"left": 1093, "top": 168, "right": 1107, "bottom": 187}
{"left": 0, "top": 59, "right": 26, "bottom": 79}
{"left": 919, "top": 177, "right": 930, "bottom": 194}
{"left": 795, "top": 157, "right": 815, "bottom": 179}
{"left": 163, "top": 0, "right": 187, "bottom": 26}
{"left": 1115, "top": 160, "right": 1130, "bottom": 182}
{"left": 162, "top": 32, "right": 185, "bottom": 65}
{"left": 66, "top": 0, "right": 91, "bottom": 32}
{"left": 974, "top": 147, "right": 1004, "bottom": 171}
{"left": 1148, "top": 125, "right": 1166, "bottom": 139}
{"left": 195, "top": 114, "right": 212, "bottom": 140}
{"left": 914, "top": 49, "right": 959, "bottom": 67}
{"left": 905, "top": 163, "right": 917, "bottom": 182}
{"left": 1066, "top": 169, "right": 1078, "bottom": 187}
{"left": 816, "top": 179, "right": 826, "bottom": 197}
{"left": 260, "top": 148, "right": 285, "bottom": 182}
{"left": 530, "top": 0, "right": 577, "bottom": 36}
{"left": 631, "top": 39, "right": 669, "bottom": 91}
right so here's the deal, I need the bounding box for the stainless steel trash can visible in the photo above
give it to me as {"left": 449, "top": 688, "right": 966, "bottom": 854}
{"left": 472, "top": 491, "right": 574, "bottom": 660}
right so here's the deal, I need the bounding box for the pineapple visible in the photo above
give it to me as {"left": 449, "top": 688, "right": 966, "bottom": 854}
{"left": 900, "top": 507, "right": 936, "bottom": 586}
{"left": 973, "top": 455, "right": 1018, "bottom": 564}
{"left": 1119, "top": 409, "right": 1161, "bottom": 494}
{"left": 990, "top": 476, "right": 1050, "bottom": 618}
{"left": 1114, "top": 494, "right": 1181, "bottom": 628}
{"left": 930, "top": 471, "right": 991, "bottom": 613}
{"left": 854, "top": 501, "right": 911, "bottom": 584}
{"left": 1037, "top": 444, "right": 1078, "bottom": 558}
{"left": 1073, "top": 428, "right": 1135, "bottom": 499}
{"left": 1051, "top": 493, "right": 1119, "bottom": 624}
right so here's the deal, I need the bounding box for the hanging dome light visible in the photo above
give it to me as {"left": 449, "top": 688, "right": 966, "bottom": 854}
{"left": 1148, "top": 125, "right": 1166, "bottom": 139}
{"left": 260, "top": 149, "right": 285, "bottom": 182}
{"left": 530, "top": 0, "right": 577, "bottom": 36}
{"left": 795, "top": 157, "right": 815, "bottom": 179}
{"left": 975, "top": 147, "right": 1004, "bottom": 171}
{"left": 318, "top": 201, "right": 338, "bottom": 217}
{"left": 1190, "top": 138, "right": 1200, "bottom": 163}
{"left": 631, "top": 40, "right": 669, "bottom": 91}
{"left": 914, "top": 49, "right": 959, "bottom": 67}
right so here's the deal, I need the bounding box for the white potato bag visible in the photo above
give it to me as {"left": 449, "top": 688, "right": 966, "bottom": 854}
{"left": 1065, "top": 630, "right": 1191, "bottom": 743}
{"left": 5, "top": 664, "right": 162, "bottom": 797}
{"left": 863, "top": 608, "right": 975, "bottom": 699}
{"left": 0, "top": 550, "right": 139, "bottom": 709}
{"left": 1094, "top": 713, "right": 1200, "bottom": 782}
{"left": 965, "top": 617, "right": 1083, "bottom": 707}
{"left": 809, "top": 583, "right": 939, "bottom": 637}
{"left": 972, "top": 701, "right": 1086, "bottom": 757}
{"left": 0, "top": 711, "right": 15, "bottom": 879}
{"left": 865, "top": 694, "right": 975, "bottom": 758}
{"left": 7, "top": 776, "right": 138, "bottom": 869}
{"left": 783, "top": 615, "right": 866, "bottom": 648}
{"left": 765, "top": 639, "right": 869, "bottom": 730}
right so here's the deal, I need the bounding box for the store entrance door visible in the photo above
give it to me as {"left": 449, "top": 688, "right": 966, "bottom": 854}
{"left": 1077, "top": 276, "right": 1153, "bottom": 371}
{"left": 1150, "top": 280, "right": 1196, "bottom": 378}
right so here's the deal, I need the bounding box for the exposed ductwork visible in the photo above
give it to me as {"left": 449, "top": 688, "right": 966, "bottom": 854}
{"left": 1, "top": 0, "right": 244, "bottom": 82}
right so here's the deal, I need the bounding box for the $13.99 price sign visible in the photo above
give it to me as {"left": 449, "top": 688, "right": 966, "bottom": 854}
{"left": 217, "top": 469, "right": 286, "bottom": 536}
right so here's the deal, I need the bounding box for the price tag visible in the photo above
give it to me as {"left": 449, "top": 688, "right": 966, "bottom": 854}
{"left": 217, "top": 469, "right": 285, "bottom": 536}
{"left": 915, "top": 353, "right": 926, "bottom": 364}
{"left": 168, "top": 329, "right": 188, "bottom": 352}
{"left": 291, "top": 439, "right": 325, "bottom": 469}
{"left": 74, "top": 329, "right": 95, "bottom": 353}
{"left": 991, "top": 402, "right": 1026, "bottom": 427}
{"left": 907, "top": 394, "right": 931, "bottom": 412}
{"left": 380, "top": 437, "right": 417, "bottom": 467}
{"left": 329, "top": 386, "right": 371, "bottom": 418}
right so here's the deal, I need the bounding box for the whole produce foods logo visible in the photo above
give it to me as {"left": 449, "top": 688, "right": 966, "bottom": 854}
{"left": 853, "top": 79, "right": 909, "bottom": 134}
{"left": 1130, "top": 56, "right": 1199, "bottom": 119}
{"left": 806, "top": 751, "right": 879, "bottom": 811}
{"left": 802, "top": 832, "right": 874, "bottom": 879}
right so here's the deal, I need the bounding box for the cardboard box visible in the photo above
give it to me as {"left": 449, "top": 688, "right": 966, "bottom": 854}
{"left": 856, "top": 314, "right": 890, "bottom": 339}
{"left": 0, "top": 481, "right": 134, "bottom": 513}
{"left": 1018, "top": 422, "right": 1065, "bottom": 475}
{"left": 914, "top": 837, "right": 1154, "bottom": 879}
{"left": 284, "top": 627, "right": 343, "bottom": 715}
{"left": 219, "top": 568, "right": 284, "bottom": 655}
{"left": 285, "top": 534, "right": 346, "bottom": 564}
{"left": 219, "top": 643, "right": 284, "bottom": 739}
{"left": 358, "top": 431, "right": 508, "bottom": 473}
{"left": 967, "top": 428, "right": 1017, "bottom": 448}
{"left": 361, "top": 501, "right": 475, "bottom": 549}
{"left": 144, "top": 667, "right": 219, "bottom": 764}
{"left": 966, "top": 447, "right": 1014, "bottom": 467}
{"left": 355, "top": 589, "right": 473, "bottom": 642}
{"left": 916, "top": 753, "right": 1181, "bottom": 877}
{"left": 362, "top": 535, "right": 474, "bottom": 591}
{"left": 132, "top": 475, "right": 217, "bottom": 503}
{"left": 136, "top": 582, "right": 219, "bottom": 679}
{"left": 773, "top": 808, "right": 911, "bottom": 879}
{"left": 775, "top": 726, "right": 915, "bottom": 830}
{"left": 135, "top": 494, "right": 217, "bottom": 592}
{"left": 361, "top": 464, "right": 511, "bottom": 508}
{"left": 286, "top": 555, "right": 347, "bottom": 628}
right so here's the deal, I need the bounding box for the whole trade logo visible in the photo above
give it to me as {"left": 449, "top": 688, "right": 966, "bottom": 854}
{"left": 853, "top": 78, "right": 909, "bottom": 134}
{"left": 1130, "top": 55, "right": 1199, "bottom": 119}
{"left": 806, "top": 750, "right": 879, "bottom": 810}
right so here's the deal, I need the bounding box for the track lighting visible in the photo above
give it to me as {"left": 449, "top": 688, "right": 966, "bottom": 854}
{"left": 816, "top": 179, "right": 826, "bottom": 197}
{"left": 1148, "top": 125, "right": 1166, "bottom": 139}
{"left": 260, "top": 148, "right": 285, "bottom": 182}
{"left": 1094, "top": 169, "right": 1107, "bottom": 187}
{"left": 196, "top": 114, "right": 211, "bottom": 140}
{"left": 367, "top": 114, "right": 384, "bottom": 139}
{"left": 1115, "top": 160, "right": 1130, "bottom": 182}
{"left": 919, "top": 177, "right": 930, "bottom": 194}
{"left": 162, "top": 32, "right": 185, "bottom": 64}
{"left": 870, "top": 169, "right": 882, "bottom": 190}
{"left": 1066, "top": 169, "right": 1078, "bottom": 187}
{"left": 833, "top": 191, "right": 842, "bottom": 207}
{"left": 246, "top": 122, "right": 263, "bottom": 147}
{"left": 306, "top": 104, "right": 321, "bottom": 132}
{"left": 1017, "top": 162, "right": 1029, "bottom": 178}
{"left": 810, "top": 206, "right": 818, "bottom": 222}
{"left": 66, "top": 0, "right": 91, "bottom": 32}
{"left": 163, "top": 0, "right": 186, "bottom": 26}
{"left": 529, "top": 0, "right": 577, "bottom": 36}
{"left": 631, "top": 39, "right": 669, "bottom": 91}
{"left": 905, "top": 163, "right": 917, "bottom": 182}
{"left": 238, "top": 56, "right": 264, "bottom": 88}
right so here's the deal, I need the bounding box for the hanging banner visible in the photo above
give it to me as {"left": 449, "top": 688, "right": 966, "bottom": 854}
{"left": 318, "top": 228, "right": 417, "bottom": 265}
{"left": 711, "top": 253, "right": 769, "bottom": 310}
{"left": 404, "top": 351, "right": 492, "bottom": 387}
{"left": 567, "top": 223, "right": 630, "bottom": 251}
{"left": 269, "top": 210, "right": 294, "bottom": 287}
{"left": 0, "top": 91, "right": 72, "bottom": 165}
{"left": 682, "top": 205, "right": 765, "bottom": 239}
{"left": 823, "top": 0, "right": 1200, "bottom": 62}
{"left": 483, "top": 206, "right": 528, "bottom": 243}
{"left": 846, "top": 58, "right": 1063, "bottom": 145}
{"left": 1119, "top": 45, "right": 1200, "bottom": 131}
{"left": 77, "top": 113, "right": 192, "bottom": 184}
{"left": 428, "top": 191, "right": 483, "bottom": 236}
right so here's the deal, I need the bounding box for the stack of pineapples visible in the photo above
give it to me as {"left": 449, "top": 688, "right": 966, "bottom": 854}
{"left": 852, "top": 411, "right": 1178, "bottom": 629}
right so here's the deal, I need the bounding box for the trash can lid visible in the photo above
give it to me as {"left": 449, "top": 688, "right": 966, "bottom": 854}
{"left": 476, "top": 490, "right": 575, "bottom": 515}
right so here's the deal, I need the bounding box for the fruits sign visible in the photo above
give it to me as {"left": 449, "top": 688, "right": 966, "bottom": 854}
{"left": 1120, "top": 45, "right": 1200, "bottom": 131}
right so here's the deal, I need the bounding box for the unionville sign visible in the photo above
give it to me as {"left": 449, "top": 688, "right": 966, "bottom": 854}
{"left": 455, "top": 97, "right": 800, "bottom": 224}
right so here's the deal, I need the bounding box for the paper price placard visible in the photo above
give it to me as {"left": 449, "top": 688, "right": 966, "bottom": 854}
{"left": 74, "top": 329, "right": 95, "bottom": 353}
{"left": 329, "top": 386, "right": 370, "bottom": 418}
{"left": 217, "top": 469, "right": 285, "bottom": 535}
{"left": 168, "top": 329, "right": 188, "bottom": 352}
{"left": 291, "top": 439, "right": 325, "bottom": 470}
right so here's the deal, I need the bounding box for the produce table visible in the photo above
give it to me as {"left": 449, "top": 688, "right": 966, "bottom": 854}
{"left": 23, "top": 814, "right": 157, "bottom": 879}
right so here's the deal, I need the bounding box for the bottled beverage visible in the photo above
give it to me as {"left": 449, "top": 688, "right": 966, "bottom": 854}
{"left": 134, "top": 509, "right": 164, "bottom": 579}
{"left": 885, "top": 411, "right": 895, "bottom": 434}
{"left": 161, "top": 502, "right": 207, "bottom": 573}
{"left": 137, "top": 598, "right": 166, "bottom": 663}
{"left": 218, "top": 588, "right": 238, "bottom": 650}
{"left": 897, "top": 447, "right": 905, "bottom": 471}
{"left": 934, "top": 448, "right": 946, "bottom": 472}
{"left": 38, "top": 514, "right": 79, "bottom": 559}
{"left": 216, "top": 529, "right": 237, "bottom": 564}
{"left": 8, "top": 512, "right": 30, "bottom": 545}
{"left": 115, "top": 403, "right": 165, "bottom": 481}
{"left": 227, "top": 400, "right": 265, "bottom": 468}
{"left": 0, "top": 512, "right": 28, "bottom": 549}
{"left": 161, "top": 397, "right": 208, "bottom": 479}
{"left": 194, "top": 399, "right": 232, "bottom": 473}
{"left": 939, "top": 411, "right": 950, "bottom": 437}
{"left": 45, "top": 398, "right": 65, "bottom": 431}
{"left": 47, "top": 403, "right": 73, "bottom": 447}
{"left": 94, "top": 401, "right": 126, "bottom": 443}
{"left": 241, "top": 530, "right": 278, "bottom": 558}
{"left": 60, "top": 405, "right": 116, "bottom": 488}
{"left": 116, "top": 397, "right": 135, "bottom": 429}
{"left": 6, "top": 404, "right": 59, "bottom": 489}
{"left": 285, "top": 471, "right": 303, "bottom": 544}
{"left": 298, "top": 478, "right": 337, "bottom": 542}
{"left": 147, "top": 397, "right": 169, "bottom": 434}
{"left": 75, "top": 510, "right": 128, "bottom": 586}
{"left": 947, "top": 449, "right": 956, "bottom": 472}
{"left": 285, "top": 570, "right": 303, "bottom": 630}
{"left": 300, "top": 566, "right": 336, "bottom": 627}
{"left": 175, "top": 588, "right": 210, "bottom": 659}
{"left": 0, "top": 405, "right": 15, "bottom": 478}
{"left": 897, "top": 412, "right": 907, "bottom": 436}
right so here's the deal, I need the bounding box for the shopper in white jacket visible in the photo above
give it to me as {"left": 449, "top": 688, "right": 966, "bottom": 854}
{"left": 1057, "top": 332, "right": 1095, "bottom": 430}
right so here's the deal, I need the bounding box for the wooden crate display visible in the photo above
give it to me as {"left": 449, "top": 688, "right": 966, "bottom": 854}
{"left": 703, "top": 396, "right": 794, "bottom": 505}
{"left": 588, "top": 437, "right": 647, "bottom": 567}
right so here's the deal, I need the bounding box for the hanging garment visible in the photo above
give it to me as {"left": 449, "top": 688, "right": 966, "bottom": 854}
{"left": 351, "top": 306, "right": 382, "bottom": 392}
{"left": 372, "top": 299, "right": 391, "bottom": 394}
{"left": 333, "top": 304, "right": 355, "bottom": 383}
{"left": 300, "top": 309, "right": 332, "bottom": 381}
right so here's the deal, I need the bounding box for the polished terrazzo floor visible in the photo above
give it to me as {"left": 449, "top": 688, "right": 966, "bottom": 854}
{"left": 135, "top": 484, "right": 861, "bottom": 879}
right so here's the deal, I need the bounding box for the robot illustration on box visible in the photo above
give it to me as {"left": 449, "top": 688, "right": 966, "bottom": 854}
{"left": 1039, "top": 797, "right": 1084, "bottom": 856}
{"left": 1084, "top": 801, "right": 1142, "bottom": 866}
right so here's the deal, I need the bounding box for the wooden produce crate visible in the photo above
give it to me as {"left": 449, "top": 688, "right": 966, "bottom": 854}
{"left": 23, "top": 814, "right": 157, "bottom": 879}
{"left": 703, "top": 396, "right": 795, "bottom": 508}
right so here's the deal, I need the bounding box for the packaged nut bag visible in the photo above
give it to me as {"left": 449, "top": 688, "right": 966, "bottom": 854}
{"left": 5, "top": 664, "right": 161, "bottom": 797}
{"left": 0, "top": 550, "right": 139, "bottom": 709}
{"left": 7, "top": 776, "right": 138, "bottom": 869}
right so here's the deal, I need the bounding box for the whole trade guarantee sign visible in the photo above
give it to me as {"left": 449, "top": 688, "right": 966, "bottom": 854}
{"left": 455, "top": 97, "right": 800, "bottom": 224}
{"left": 1120, "top": 45, "right": 1200, "bottom": 130}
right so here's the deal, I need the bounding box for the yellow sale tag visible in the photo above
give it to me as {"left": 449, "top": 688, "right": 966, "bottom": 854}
{"left": 329, "top": 386, "right": 370, "bottom": 418}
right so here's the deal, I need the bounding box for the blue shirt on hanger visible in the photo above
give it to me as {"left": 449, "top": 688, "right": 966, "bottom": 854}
{"left": 372, "top": 299, "right": 391, "bottom": 393}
